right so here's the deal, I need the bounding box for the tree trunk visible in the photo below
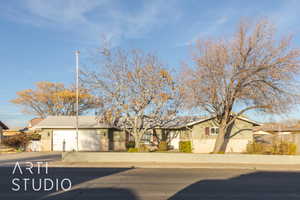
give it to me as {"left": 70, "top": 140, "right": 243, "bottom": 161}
{"left": 212, "top": 124, "right": 227, "bottom": 153}
{"left": 134, "top": 130, "right": 141, "bottom": 149}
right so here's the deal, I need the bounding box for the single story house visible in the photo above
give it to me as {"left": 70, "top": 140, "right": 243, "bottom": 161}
{"left": 31, "top": 116, "right": 126, "bottom": 152}
{"left": 0, "top": 121, "right": 9, "bottom": 143}
{"left": 190, "top": 116, "right": 260, "bottom": 153}
{"left": 33, "top": 115, "right": 260, "bottom": 153}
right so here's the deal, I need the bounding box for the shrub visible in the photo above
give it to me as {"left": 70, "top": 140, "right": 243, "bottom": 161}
{"left": 246, "top": 141, "right": 297, "bottom": 155}
{"left": 179, "top": 141, "right": 192, "bottom": 153}
{"left": 2, "top": 133, "right": 30, "bottom": 150}
{"left": 246, "top": 142, "right": 265, "bottom": 154}
{"left": 288, "top": 143, "right": 297, "bottom": 155}
{"left": 158, "top": 141, "right": 168, "bottom": 151}
{"left": 128, "top": 148, "right": 138, "bottom": 152}
{"left": 273, "top": 142, "right": 297, "bottom": 155}
{"left": 126, "top": 141, "right": 135, "bottom": 149}
{"left": 28, "top": 133, "right": 41, "bottom": 141}
{"left": 138, "top": 144, "right": 149, "bottom": 152}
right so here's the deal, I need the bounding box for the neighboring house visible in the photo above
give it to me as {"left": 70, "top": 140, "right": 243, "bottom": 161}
{"left": 0, "top": 121, "right": 9, "bottom": 143}
{"left": 2, "top": 127, "right": 26, "bottom": 137}
{"left": 254, "top": 123, "right": 300, "bottom": 134}
{"left": 31, "top": 116, "right": 126, "bottom": 152}
{"left": 253, "top": 123, "right": 300, "bottom": 153}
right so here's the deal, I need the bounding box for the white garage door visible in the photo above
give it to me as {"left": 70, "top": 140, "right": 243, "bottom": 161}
{"left": 53, "top": 130, "right": 101, "bottom": 151}
{"left": 53, "top": 130, "right": 77, "bottom": 151}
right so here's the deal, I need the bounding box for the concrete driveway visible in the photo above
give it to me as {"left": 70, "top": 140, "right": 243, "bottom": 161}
{"left": 0, "top": 166, "right": 300, "bottom": 200}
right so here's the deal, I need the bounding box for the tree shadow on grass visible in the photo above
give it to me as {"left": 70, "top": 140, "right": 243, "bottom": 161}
{"left": 0, "top": 167, "right": 132, "bottom": 200}
{"left": 169, "top": 171, "right": 300, "bottom": 200}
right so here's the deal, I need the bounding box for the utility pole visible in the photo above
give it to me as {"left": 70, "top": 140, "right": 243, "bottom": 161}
{"left": 75, "top": 50, "right": 80, "bottom": 151}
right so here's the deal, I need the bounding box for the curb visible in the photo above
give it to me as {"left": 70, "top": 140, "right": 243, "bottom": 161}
{"left": 47, "top": 161, "right": 300, "bottom": 171}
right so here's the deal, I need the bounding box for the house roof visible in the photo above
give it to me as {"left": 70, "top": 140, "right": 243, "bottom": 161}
{"left": 0, "top": 121, "right": 9, "bottom": 130}
{"left": 183, "top": 116, "right": 260, "bottom": 128}
{"left": 254, "top": 123, "right": 300, "bottom": 132}
{"left": 32, "top": 116, "right": 115, "bottom": 129}
{"left": 3, "top": 129, "right": 24, "bottom": 136}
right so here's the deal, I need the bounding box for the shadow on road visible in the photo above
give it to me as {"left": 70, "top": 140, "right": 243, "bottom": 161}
{"left": 169, "top": 171, "right": 300, "bottom": 200}
{"left": 0, "top": 167, "right": 131, "bottom": 200}
{"left": 41, "top": 188, "right": 138, "bottom": 200}
{"left": 2, "top": 167, "right": 300, "bottom": 200}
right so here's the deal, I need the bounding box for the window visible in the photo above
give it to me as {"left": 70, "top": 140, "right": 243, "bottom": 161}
{"left": 210, "top": 127, "right": 219, "bottom": 135}
{"left": 205, "top": 127, "right": 219, "bottom": 136}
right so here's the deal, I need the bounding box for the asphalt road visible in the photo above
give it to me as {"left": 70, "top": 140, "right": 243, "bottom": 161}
{"left": 1, "top": 153, "right": 300, "bottom": 199}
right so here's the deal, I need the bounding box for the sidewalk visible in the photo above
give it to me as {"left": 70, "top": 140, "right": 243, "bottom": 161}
{"left": 48, "top": 161, "right": 300, "bottom": 171}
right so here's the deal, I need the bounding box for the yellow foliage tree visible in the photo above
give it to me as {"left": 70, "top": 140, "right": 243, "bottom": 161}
{"left": 11, "top": 82, "right": 101, "bottom": 118}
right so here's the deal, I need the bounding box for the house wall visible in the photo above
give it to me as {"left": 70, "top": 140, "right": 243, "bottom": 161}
{"left": 39, "top": 129, "right": 53, "bottom": 151}
{"left": 99, "top": 129, "right": 109, "bottom": 151}
{"left": 27, "top": 140, "right": 42, "bottom": 152}
{"left": 154, "top": 129, "right": 188, "bottom": 150}
{"left": 111, "top": 129, "right": 126, "bottom": 151}
{"left": 191, "top": 119, "right": 256, "bottom": 153}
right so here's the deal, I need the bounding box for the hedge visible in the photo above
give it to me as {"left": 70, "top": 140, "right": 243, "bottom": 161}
{"left": 179, "top": 141, "right": 192, "bottom": 153}
{"left": 247, "top": 141, "right": 297, "bottom": 155}
{"left": 158, "top": 141, "right": 168, "bottom": 151}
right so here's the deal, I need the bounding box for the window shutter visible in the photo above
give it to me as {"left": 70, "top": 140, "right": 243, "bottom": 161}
{"left": 205, "top": 127, "right": 210, "bottom": 136}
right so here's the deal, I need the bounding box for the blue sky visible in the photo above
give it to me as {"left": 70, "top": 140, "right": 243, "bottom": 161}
{"left": 0, "top": 0, "right": 300, "bottom": 128}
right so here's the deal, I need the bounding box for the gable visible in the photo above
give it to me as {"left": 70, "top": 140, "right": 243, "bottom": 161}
{"left": 191, "top": 117, "right": 257, "bottom": 129}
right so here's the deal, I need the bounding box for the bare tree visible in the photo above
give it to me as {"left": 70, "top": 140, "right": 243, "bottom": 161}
{"left": 83, "top": 48, "right": 183, "bottom": 148}
{"left": 182, "top": 19, "right": 300, "bottom": 153}
{"left": 12, "top": 82, "right": 101, "bottom": 118}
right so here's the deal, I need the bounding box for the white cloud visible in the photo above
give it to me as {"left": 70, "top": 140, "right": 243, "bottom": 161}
{"left": 176, "top": 15, "right": 230, "bottom": 47}
{"left": 216, "top": 16, "right": 228, "bottom": 25}
{"left": 0, "top": 0, "right": 181, "bottom": 45}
